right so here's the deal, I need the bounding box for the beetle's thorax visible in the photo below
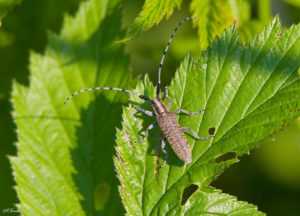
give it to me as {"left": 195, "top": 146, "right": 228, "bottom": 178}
{"left": 151, "top": 98, "right": 168, "bottom": 115}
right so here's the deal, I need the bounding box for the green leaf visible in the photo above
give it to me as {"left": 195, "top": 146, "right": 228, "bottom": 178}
{"left": 237, "top": 20, "right": 265, "bottom": 44}
{"left": 126, "top": 0, "right": 261, "bottom": 48}
{"left": 228, "top": 0, "right": 267, "bottom": 44}
{"left": 126, "top": 0, "right": 183, "bottom": 40}
{"left": 0, "top": 0, "right": 21, "bottom": 21}
{"left": 229, "top": 0, "right": 252, "bottom": 23}
{"left": 114, "top": 18, "right": 300, "bottom": 215}
{"left": 11, "top": 0, "right": 130, "bottom": 215}
{"left": 190, "top": 0, "right": 234, "bottom": 50}
{"left": 183, "top": 187, "right": 265, "bottom": 215}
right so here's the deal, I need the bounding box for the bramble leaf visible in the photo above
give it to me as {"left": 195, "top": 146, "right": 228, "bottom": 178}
{"left": 114, "top": 17, "right": 300, "bottom": 215}
{"left": 11, "top": 0, "right": 131, "bottom": 215}
{"left": 126, "top": 0, "right": 261, "bottom": 47}
{"left": 126, "top": 0, "right": 183, "bottom": 40}
{"left": 229, "top": 0, "right": 265, "bottom": 44}
{"left": 190, "top": 0, "right": 234, "bottom": 50}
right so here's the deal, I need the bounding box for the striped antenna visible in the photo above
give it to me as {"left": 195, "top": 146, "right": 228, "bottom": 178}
{"left": 157, "top": 16, "right": 198, "bottom": 98}
{"left": 64, "top": 87, "right": 151, "bottom": 105}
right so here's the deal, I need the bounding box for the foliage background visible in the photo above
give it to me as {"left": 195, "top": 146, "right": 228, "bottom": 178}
{"left": 0, "top": 0, "right": 299, "bottom": 215}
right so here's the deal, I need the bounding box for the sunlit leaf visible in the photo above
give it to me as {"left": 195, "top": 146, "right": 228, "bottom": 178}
{"left": 229, "top": 0, "right": 252, "bottom": 22}
{"left": 126, "top": 0, "right": 183, "bottom": 40}
{"left": 115, "top": 18, "right": 300, "bottom": 215}
{"left": 190, "top": 0, "right": 234, "bottom": 50}
{"left": 238, "top": 20, "right": 265, "bottom": 44}
{"left": 228, "top": 0, "right": 262, "bottom": 43}
{"left": 11, "top": 0, "right": 131, "bottom": 215}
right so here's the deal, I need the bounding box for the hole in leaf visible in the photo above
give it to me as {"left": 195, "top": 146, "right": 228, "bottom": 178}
{"left": 181, "top": 184, "right": 199, "bottom": 206}
{"left": 214, "top": 152, "right": 236, "bottom": 163}
{"left": 208, "top": 127, "right": 215, "bottom": 135}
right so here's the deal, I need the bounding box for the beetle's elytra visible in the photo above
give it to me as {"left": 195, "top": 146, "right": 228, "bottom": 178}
{"left": 64, "top": 17, "right": 214, "bottom": 167}
{"left": 155, "top": 105, "right": 192, "bottom": 164}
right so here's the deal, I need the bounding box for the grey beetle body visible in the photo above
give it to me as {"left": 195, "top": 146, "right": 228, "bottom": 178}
{"left": 151, "top": 98, "right": 192, "bottom": 164}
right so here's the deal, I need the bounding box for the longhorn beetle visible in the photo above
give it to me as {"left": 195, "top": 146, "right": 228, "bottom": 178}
{"left": 64, "top": 17, "right": 214, "bottom": 167}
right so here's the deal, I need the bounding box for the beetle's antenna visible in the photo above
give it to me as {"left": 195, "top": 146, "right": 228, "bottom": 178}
{"left": 64, "top": 87, "right": 151, "bottom": 105}
{"left": 157, "top": 16, "right": 198, "bottom": 98}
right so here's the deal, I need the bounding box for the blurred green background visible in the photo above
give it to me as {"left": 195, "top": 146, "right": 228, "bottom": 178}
{"left": 0, "top": 0, "right": 299, "bottom": 215}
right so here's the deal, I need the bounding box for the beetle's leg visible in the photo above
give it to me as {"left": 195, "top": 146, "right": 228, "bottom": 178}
{"left": 135, "top": 122, "right": 158, "bottom": 143}
{"left": 182, "top": 127, "right": 214, "bottom": 140}
{"left": 160, "top": 137, "right": 168, "bottom": 168}
{"left": 164, "top": 87, "right": 172, "bottom": 109}
{"left": 133, "top": 106, "right": 155, "bottom": 117}
{"left": 173, "top": 108, "right": 205, "bottom": 115}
